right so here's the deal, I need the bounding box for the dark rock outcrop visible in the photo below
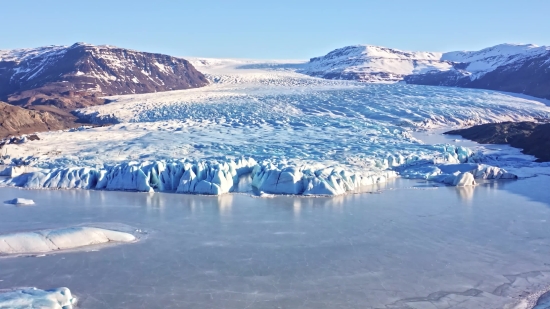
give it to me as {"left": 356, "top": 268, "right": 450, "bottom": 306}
{"left": 0, "top": 43, "right": 209, "bottom": 109}
{"left": 445, "top": 122, "right": 550, "bottom": 162}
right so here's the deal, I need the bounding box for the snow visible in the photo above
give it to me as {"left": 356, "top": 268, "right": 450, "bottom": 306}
{"left": 442, "top": 43, "right": 550, "bottom": 79}
{"left": 4, "top": 198, "right": 35, "bottom": 205}
{"left": 0, "top": 166, "right": 41, "bottom": 177}
{"left": 0, "top": 45, "right": 67, "bottom": 63}
{"left": 301, "top": 45, "right": 453, "bottom": 82}
{"left": 0, "top": 287, "right": 76, "bottom": 309}
{"left": 0, "top": 226, "right": 136, "bottom": 255}
{"left": 301, "top": 43, "right": 550, "bottom": 83}
{"left": 1, "top": 57, "right": 550, "bottom": 195}
{"left": 0, "top": 46, "right": 69, "bottom": 83}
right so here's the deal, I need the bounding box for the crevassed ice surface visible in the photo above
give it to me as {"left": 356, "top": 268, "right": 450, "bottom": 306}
{"left": 3, "top": 59, "right": 550, "bottom": 194}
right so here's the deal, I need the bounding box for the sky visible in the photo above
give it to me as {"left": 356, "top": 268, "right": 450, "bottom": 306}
{"left": 2, "top": 0, "right": 549, "bottom": 59}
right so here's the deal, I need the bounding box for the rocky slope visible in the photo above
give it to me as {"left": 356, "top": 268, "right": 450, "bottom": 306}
{"left": 0, "top": 43, "right": 209, "bottom": 109}
{"left": 445, "top": 122, "right": 550, "bottom": 162}
{"left": 302, "top": 44, "right": 550, "bottom": 99}
{"left": 0, "top": 101, "right": 79, "bottom": 138}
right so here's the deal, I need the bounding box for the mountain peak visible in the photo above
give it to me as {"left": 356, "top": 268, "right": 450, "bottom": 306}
{"left": 0, "top": 43, "right": 209, "bottom": 109}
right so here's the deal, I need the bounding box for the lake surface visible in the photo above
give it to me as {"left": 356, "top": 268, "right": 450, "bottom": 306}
{"left": 1, "top": 177, "right": 550, "bottom": 309}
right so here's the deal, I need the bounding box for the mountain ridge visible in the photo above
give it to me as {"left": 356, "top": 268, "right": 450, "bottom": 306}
{"left": 300, "top": 43, "right": 550, "bottom": 99}
{"left": 0, "top": 42, "right": 209, "bottom": 109}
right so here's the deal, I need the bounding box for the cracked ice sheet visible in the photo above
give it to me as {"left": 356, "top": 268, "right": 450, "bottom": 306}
{"left": 1, "top": 177, "right": 550, "bottom": 308}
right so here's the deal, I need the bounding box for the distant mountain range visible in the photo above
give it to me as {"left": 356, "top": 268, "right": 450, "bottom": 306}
{"left": 300, "top": 43, "right": 550, "bottom": 99}
{"left": 0, "top": 43, "right": 208, "bottom": 110}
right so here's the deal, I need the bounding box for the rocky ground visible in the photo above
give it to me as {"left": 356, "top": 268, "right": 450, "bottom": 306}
{"left": 0, "top": 101, "right": 81, "bottom": 138}
{"left": 445, "top": 121, "right": 550, "bottom": 162}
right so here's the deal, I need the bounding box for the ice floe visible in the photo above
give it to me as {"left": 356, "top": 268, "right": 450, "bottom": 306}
{"left": 0, "top": 227, "right": 136, "bottom": 256}
{"left": 4, "top": 198, "right": 34, "bottom": 205}
{"left": 0, "top": 287, "right": 76, "bottom": 309}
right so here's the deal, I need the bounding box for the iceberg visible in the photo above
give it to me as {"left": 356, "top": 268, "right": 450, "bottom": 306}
{"left": 4, "top": 198, "right": 35, "bottom": 205}
{"left": 400, "top": 163, "right": 517, "bottom": 186}
{"left": 0, "top": 227, "right": 136, "bottom": 255}
{"left": 251, "top": 163, "right": 396, "bottom": 195}
{"left": 0, "top": 287, "right": 76, "bottom": 309}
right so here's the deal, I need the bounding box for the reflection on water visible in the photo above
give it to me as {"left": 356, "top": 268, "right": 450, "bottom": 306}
{"left": 217, "top": 194, "right": 233, "bottom": 218}
{"left": 293, "top": 199, "right": 301, "bottom": 218}
{"left": 455, "top": 186, "right": 475, "bottom": 203}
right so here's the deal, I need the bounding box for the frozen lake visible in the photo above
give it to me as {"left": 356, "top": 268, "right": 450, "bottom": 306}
{"left": 1, "top": 177, "right": 550, "bottom": 308}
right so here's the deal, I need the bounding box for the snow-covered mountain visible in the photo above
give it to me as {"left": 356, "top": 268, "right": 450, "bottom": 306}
{"left": 300, "top": 45, "right": 453, "bottom": 82}
{"left": 301, "top": 43, "right": 550, "bottom": 99}
{"left": 408, "top": 44, "right": 550, "bottom": 99}
{"left": 0, "top": 43, "right": 208, "bottom": 109}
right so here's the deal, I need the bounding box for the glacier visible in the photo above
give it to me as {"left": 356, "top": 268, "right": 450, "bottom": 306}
{"left": 1, "top": 58, "right": 549, "bottom": 195}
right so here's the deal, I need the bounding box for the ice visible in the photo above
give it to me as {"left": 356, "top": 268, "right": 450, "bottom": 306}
{"left": 3, "top": 159, "right": 396, "bottom": 195}
{"left": 251, "top": 163, "right": 396, "bottom": 195}
{"left": 444, "top": 171, "right": 476, "bottom": 186}
{"left": 400, "top": 163, "right": 517, "bottom": 187}
{"left": 1, "top": 177, "right": 550, "bottom": 308}
{"left": 0, "top": 227, "right": 136, "bottom": 255}
{"left": 0, "top": 287, "right": 76, "bottom": 309}
{"left": 3, "top": 198, "right": 34, "bottom": 205}
{"left": 0, "top": 166, "right": 40, "bottom": 177}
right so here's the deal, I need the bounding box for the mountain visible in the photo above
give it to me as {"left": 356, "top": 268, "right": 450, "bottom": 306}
{"left": 445, "top": 121, "right": 550, "bottom": 162}
{"left": 406, "top": 44, "right": 550, "bottom": 99}
{"left": 0, "top": 43, "right": 209, "bottom": 109}
{"left": 0, "top": 101, "right": 78, "bottom": 138}
{"left": 301, "top": 44, "right": 550, "bottom": 99}
{"left": 300, "top": 45, "right": 453, "bottom": 82}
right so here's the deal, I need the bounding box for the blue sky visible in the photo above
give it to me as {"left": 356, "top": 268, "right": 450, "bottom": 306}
{"left": 2, "top": 0, "right": 549, "bottom": 59}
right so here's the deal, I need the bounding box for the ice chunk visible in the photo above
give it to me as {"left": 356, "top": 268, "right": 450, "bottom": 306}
{"left": 3, "top": 158, "right": 258, "bottom": 195}
{"left": 0, "top": 287, "right": 76, "bottom": 309}
{"left": 251, "top": 163, "right": 396, "bottom": 195}
{"left": 4, "top": 198, "right": 35, "bottom": 205}
{"left": 453, "top": 172, "right": 476, "bottom": 187}
{"left": 0, "top": 165, "right": 41, "bottom": 177}
{"left": 0, "top": 227, "right": 136, "bottom": 255}
{"left": 401, "top": 163, "right": 516, "bottom": 186}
